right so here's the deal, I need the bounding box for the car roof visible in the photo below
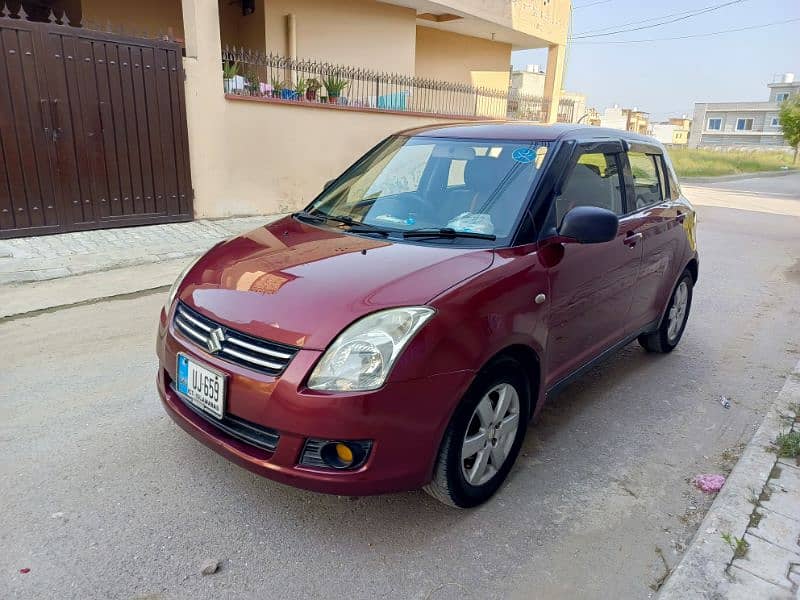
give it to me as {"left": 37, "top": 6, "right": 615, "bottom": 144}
{"left": 397, "top": 120, "right": 662, "bottom": 147}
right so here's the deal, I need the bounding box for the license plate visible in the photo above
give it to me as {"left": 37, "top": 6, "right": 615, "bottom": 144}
{"left": 176, "top": 354, "right": 226, "bottom": 420}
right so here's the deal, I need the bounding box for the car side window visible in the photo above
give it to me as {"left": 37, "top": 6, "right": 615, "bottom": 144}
{"left": 628, "top": 152, "right": 664, "bottom": 209}
{"left": 555, "top": 152, "right": 624, "bottom": 226}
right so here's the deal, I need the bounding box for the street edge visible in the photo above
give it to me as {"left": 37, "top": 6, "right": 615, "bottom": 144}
{"left": 657, "top": 358, "right": 800, "bottom": 599}
{"left": 681, "top": 169, "right": 795, "bottom": 185}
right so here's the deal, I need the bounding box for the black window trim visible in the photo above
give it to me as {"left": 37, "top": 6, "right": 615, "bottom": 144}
{"left": 620, "top": 147, "right": 671, "bottom": 216}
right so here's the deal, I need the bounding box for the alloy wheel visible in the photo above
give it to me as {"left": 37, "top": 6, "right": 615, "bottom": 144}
{"left": 461, "top": 383, "right": 521, "bottom": 486}
{"left": 667, "top": 280, "right": 689, "bottom": 343}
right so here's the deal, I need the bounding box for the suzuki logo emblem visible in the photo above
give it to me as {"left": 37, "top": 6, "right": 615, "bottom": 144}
{"left": 206, "top": 327, "right": 225, "bottom": 353}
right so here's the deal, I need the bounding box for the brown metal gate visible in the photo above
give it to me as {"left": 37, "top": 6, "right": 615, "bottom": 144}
{"left": 0, "top": 13, "right": 193, "bottom": 239}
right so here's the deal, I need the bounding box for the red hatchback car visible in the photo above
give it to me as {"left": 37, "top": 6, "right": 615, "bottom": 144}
{"left": 157, "top": 123, "right": 698, "bottom": 507}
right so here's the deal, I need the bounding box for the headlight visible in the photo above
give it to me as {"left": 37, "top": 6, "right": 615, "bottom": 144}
{"left": 163, "top": 253, "right": 205, "bottom": 313}
{"left": 307, "top": 307, "right": 435, "bottom": 392}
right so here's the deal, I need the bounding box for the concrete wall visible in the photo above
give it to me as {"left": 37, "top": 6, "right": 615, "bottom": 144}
{"left": 82, "top": 0, "right": 184, "bottom": 38}
{"left": 415, "top": 26, "right": 511, "bottom": 90}
{"left": 264, "top": 0, "right": 416, "bottom": 73}
{"left": 219, "top": 0, "right": 266, "bottom": 52}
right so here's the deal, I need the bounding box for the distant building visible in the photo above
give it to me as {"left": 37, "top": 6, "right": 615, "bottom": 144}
{"left": 584, "top": 107, "right": 601, "bottom": 126}
{"left": 598, "top": 105, "right": 650, "bottom": 134}
{"left": 510, "top": 65, "right": 587, "bottom": 123}
{"left": 689, "top": 73, "right": 799, "bottom": 150}
{"left": 651, "top": 115, "right": 691, "bottom": 146}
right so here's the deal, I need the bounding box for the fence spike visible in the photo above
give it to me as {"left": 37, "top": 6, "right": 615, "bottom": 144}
{"left": 16, "top": 3, "right": 28, "bottom": 20}
{"left": 46, "top": 8, "right": 56, "bottom": 23}
{"left": 62, "top": 9, "right": 72, "bottom": 26}
{"left": 0, "top": 2, "right": 7, "bottom": 18}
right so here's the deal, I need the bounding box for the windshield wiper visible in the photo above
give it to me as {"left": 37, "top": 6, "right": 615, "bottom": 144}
{"left": 403, "top": 227, "right": 496, "bottom": 241}
{"left": 293, "top": 211, "right": 359, "bottom": 227}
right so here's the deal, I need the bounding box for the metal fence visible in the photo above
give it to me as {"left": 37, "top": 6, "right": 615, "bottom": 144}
{"left": 221, "top": 48, "right": 574, "bottom": 123}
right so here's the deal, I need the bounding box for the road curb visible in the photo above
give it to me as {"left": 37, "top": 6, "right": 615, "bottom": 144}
{"left": 681, "top": 170, "right": 795, "bottom": 185}
{"left": 657, "top": 359, "right": 800, "bottom": 599}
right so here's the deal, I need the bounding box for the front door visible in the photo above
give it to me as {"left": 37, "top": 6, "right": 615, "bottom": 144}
{"left": 543, "top": 144, "right": 644, "bottom": 388}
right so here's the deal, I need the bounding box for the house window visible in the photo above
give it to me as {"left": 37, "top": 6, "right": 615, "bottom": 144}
{"left": 775, "top": 92, "right": 789, "bottom": 102}
{"left": 707, "top": 118, "right": 722, "bottom": 130}
{"left": 735, "top": 118, "right": 753, "bottom": 131}
{"left": 770, "top": 117, "right": 780, "bottom": 127}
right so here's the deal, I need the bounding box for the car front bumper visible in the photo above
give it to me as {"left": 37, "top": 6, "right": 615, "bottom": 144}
{"left": 156, "top": 310, "right": 474, "bottom": 496}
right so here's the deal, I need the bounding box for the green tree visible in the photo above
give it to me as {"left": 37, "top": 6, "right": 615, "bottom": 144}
{"left": 778, "top": 96, "right": 800, "bottom": 164}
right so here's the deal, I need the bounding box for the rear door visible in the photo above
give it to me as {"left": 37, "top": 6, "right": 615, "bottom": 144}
{"left": 543, "top": 141, "right": 644, "bottom": 386}
{"left": 622, "top": 145, "right": 686, "bottom": 331}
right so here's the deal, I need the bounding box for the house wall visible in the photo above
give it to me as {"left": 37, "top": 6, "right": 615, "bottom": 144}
{"left": 82, "top": 0, "right": 184, "bottom": 38}
{"left": 415, "top": 26, "right": 511, "bottom": 90}
{"left": 264, "top": 0, "right": 417, "bottom": 73}
{"left": 219, "top": 0, "right": 266, "bottom": 52}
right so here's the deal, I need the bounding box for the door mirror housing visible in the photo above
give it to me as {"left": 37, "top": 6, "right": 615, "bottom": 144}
{"left": 559, "top": 206, "right": 619, "bottom": 244}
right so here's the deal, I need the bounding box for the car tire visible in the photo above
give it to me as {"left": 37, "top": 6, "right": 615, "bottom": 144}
{"left": 424, "top": 358, "right": 530, "bottom": 508}
{"left": 638, "top": 269, "right": 693, "bottom": 354}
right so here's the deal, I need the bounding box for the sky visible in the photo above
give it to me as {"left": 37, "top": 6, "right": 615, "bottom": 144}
{"left": 512, "top": 0, "right": 800, "bottom": 121}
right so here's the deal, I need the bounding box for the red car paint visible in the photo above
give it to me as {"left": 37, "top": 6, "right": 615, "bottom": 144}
{"left": 156, "top": 123, "right": 698, "bottom": 496}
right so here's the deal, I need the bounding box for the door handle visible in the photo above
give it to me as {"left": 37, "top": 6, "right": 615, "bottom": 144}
{"left": 50, "top": 98, "right": 61, "bottom": 141}
{"left": 623, "top": 232, "right": 642, "bottom": 248}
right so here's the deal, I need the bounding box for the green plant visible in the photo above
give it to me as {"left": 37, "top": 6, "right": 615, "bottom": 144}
{"left": 306, "top": 78, "right": 322, "bottom": 93}
{"left": 294, "top": 78, "right": 308, "bottom": 95}
{"left": 721, "top": 532, "right": 749, "bottom": 558}
{"left": 271, "top": 77, "right": 284, "bottom": 92}
{"left": 322, "top": 74, "right": 349, "bottom": 97}
{"left": 245, "top": 70, "right": 260, "bottom": 93}
{"left": 222, "top": 61, "right": 239, "bottom": 79}
{"left": 778, "top": 96, "right": 800, "bottom": 164}
{"left": 775, "top": 430, "right": 800, "bottom": 457}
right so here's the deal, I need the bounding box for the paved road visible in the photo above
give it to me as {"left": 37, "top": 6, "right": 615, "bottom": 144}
{"left": 2, "top": 175, "right": 800, "bottom": 599}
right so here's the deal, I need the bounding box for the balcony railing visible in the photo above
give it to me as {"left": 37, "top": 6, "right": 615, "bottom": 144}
{"left": 221, "top": 49, "right": 574, "bottom": 123}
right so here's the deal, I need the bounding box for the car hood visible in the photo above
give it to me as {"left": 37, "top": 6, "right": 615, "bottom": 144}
{"left": 179, "top": 216, "right": 494, "bottom": 350}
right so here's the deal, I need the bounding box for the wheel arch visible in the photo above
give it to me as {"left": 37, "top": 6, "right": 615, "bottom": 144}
{"left": 482, "top": 343, "right": 542, "bottom": 421}
{"left": 686, "top": 257, "right": 698, "bottom": 284}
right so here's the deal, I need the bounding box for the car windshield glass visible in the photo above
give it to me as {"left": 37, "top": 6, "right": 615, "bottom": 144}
{"left": 305, "top": 136, "right": 550, "bottom": 245}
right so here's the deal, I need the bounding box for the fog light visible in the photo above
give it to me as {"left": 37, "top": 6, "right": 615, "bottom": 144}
{"left": 335, "top": 443, "right": 354, "bottom": 464}
{"left": 300, "top": 439, "right": 372, "bottom": 470}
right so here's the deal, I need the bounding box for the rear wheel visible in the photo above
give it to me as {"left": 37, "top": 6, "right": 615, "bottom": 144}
{"left": 424, "top": 358, "right": 529, "bottom": 508}
{"left": 638, "top": 269, "right": 693, "bottom": 353}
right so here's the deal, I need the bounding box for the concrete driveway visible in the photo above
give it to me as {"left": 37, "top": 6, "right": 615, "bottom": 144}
{"left": 2, "top": 174, "right": 800, "bottom": 599}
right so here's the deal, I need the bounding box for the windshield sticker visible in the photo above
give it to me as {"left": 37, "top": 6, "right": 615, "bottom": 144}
{"left": 511, "top": 147, "right": 535, "bottom": 164}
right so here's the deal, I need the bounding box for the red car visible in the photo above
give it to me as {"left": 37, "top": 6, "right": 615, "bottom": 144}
{"left": 156, "top": 123, "right": 698, "bottom": 507}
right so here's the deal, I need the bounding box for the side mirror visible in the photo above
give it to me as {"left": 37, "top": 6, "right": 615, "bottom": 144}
{"left": 559, "top": 206, "right": 619, "bottom": 244}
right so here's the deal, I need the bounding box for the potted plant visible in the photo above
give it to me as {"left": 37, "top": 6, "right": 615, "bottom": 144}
{"left": 222, "top": 61, "right": 239, "bottom": 94}
{"left": 294, "top": 78, "right": 308, "bottom": 101}
{"left": 271, "top": 77, "right": 284, "bottom": 99}
{"left": 322, "top": 74, "right": 348, "bottom": 104}
{"left": 305, "top": 78, "right": 321, "bottom": 101}
{"left": 245, "top": 70, "right": 260, "bottom": 96}
{"left": 280, "top": 79, "right": 297, "bottom": 100}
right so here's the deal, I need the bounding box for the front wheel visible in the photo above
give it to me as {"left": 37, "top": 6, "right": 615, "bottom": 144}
{"left": 424, "top": 359, "right": 529, "bottom": 508}
{"left": 638, "top": 269, "right": 693, "bottom": 353}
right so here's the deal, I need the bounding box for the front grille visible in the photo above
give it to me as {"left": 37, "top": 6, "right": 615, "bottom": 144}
{"left": 172, "top": 384, "right": 280, "bottom": 452}
{"left": 173, "top": 302, "right": 298, "bottom": 376}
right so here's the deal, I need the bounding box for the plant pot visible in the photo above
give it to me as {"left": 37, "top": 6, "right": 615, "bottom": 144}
{"left": 280, "top": 88, "right": 295, "bottom": 100}
{"left": 306, "top": 90, "right": 317, "bottom": 101}
{"left": 272, "top": 90, "right": 281, "bottom": 98}
{"left": 328, "top": 95, "right": 339, "bottom": 104}
{"left": 223, "top": 78, "right": 233, "bottom": 94}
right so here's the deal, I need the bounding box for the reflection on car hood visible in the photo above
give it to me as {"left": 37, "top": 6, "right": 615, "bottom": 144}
{"left": 179, "top": 216, "right": 494, "bottom": 349}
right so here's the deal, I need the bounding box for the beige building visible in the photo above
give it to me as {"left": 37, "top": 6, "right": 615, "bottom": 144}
{"left": 599, "top": 105, "right": 650, "bottom": 135}
{"left": 0, "top": 0, "right": 571, "bottom": 236}
{"left": 509, "top": 65, "right": 586, "bottom": 123}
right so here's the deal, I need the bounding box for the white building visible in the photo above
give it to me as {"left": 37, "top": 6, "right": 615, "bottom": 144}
{"left": 689, "top": 73, "right": 799, "bottom": 150}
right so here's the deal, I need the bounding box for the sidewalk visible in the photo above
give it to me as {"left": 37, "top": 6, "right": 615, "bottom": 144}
{"left": 658, "top": 360, "right": 800, "bottom": 599}
{"left": 0, "top": 214, "right": 282, "bottom": 285}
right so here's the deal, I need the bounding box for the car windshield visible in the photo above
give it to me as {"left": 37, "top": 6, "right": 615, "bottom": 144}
{"left": 304, "top": 135, "right": 551, "bottom": 245}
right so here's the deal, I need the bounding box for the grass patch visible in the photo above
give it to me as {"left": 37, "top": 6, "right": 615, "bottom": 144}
{"left": 670, "top": 148, "right": 796, "bottom": 178}
{"left": 775, "top": 431, "right": 800, "bottom": 457}
{"left": 721, "top": 532, "right": 749, "bottom": 558}
{"left": 748, "top": 510, "right": 763, "bottom": 528}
